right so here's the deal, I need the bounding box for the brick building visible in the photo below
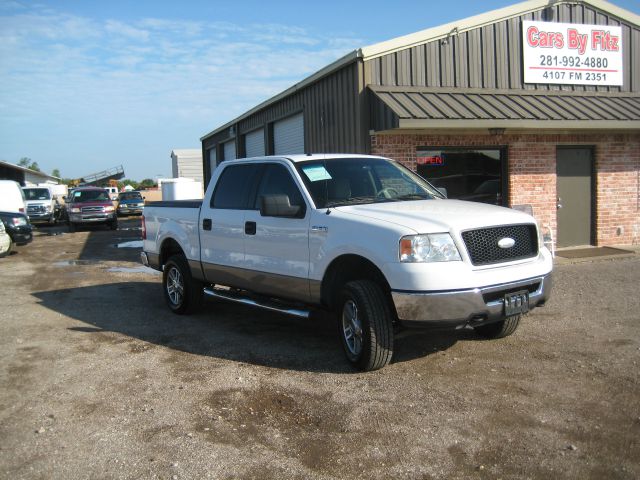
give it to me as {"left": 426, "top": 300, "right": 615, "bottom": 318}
{"left": 201, "top": 0, "right": 640, "bottom": 248}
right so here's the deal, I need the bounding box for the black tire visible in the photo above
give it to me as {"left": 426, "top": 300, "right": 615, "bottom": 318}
{"left": 109, "top": 219, "right": 118, "bottom": 230}
{"left": 163, "top": 254, "right": 203, "bottom": 315}
{"left": 474, "top": 315, "right": 521, "bottom": 339}
{"left": 337, "top": 280, "right": 394, "bottom": 371}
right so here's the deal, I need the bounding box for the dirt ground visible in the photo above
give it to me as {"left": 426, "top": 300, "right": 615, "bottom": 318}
{"left": 0, "top": 218, "right": 638, "bottom": 480}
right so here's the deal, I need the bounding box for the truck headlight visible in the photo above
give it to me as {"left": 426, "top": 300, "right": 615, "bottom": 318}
{"left": 71, "top": 207, "right": 81, "bottom": 213}
{"left": 400, "top": 233, "right": 461, "bottom": 263}
{"left": 104, "top": 206, "right": 115, "bottom": 212}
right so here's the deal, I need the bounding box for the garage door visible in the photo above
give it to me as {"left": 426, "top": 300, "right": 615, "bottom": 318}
{"left": 245, "top": 129, "right": 265, "bottom": 158}
{"left": 274, "top": 113, "right": 304, "bottom": 155}
{"left": 223, "top": 140, "right": 236, "bottom": 161}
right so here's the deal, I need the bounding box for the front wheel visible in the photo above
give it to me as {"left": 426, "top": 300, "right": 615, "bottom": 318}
{"left": 338, "top": 280, "right": 394, "bottom": 371}
{"left": 0, "top": 236, "right": 12, "bottom": 258}
{"left": 474, "top": 315, "right": 521, "bottom": 339}
{"left": 163, "top": 254, "right": 203, "bottom": 314}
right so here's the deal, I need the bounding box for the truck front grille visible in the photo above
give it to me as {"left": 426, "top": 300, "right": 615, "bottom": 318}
{"left": 81, "top": 206, "right": 105, "bottom": 213}
{"left": 462, "top": 224, "right": 538, "bottom": 266}
{"left": 27, "top": 205, "right": 46, "bottom": 214}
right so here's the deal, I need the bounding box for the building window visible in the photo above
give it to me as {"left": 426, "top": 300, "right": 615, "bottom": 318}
{"left": 416, "top": 147, "right": 507, "bottom": 206}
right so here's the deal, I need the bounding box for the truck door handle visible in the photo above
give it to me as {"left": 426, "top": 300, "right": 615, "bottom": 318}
{"left": 202, "top": 218, "right": 212, "bottom": 230}
{"left": 245, "top": 221, "right": 256, "bottom": 235}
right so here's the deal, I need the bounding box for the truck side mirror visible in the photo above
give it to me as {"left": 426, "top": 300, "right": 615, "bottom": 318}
{"left": 260, "top": 194, "right": 303, "bottom": 218}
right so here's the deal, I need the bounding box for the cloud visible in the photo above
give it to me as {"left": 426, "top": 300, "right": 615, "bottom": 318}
{"left": 0, "top": 3, "right": 363, "bottom": 178}
{"left": 105, "top": 20, "right": 150, "bottom": 42}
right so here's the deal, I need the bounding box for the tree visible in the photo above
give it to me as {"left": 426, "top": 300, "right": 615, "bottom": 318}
{"left": 18, "top": 157, "right": 41, "bottom": 172}
{"left": 52, "top": 169, "right": 61, "bottom": 178}
{"left": 138, "top": 178, "right": 156, "bottom": 189}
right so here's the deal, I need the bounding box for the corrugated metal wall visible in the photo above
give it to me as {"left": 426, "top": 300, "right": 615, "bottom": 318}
{"left": 365, "top": 3, "right": 639, "bottom": 93}
{"left": 173, "top": 155, "right": 204, "bottom": 184}
{"left": 202, "top": 62, "right": 367, "bottom": 185}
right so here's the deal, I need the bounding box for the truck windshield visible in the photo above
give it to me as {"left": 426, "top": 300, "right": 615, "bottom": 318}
{"left": 72, "top": 190, "right": 110, "bottom": 203}
{"left": 23, "top": 188, "right": 51, "bottom": 200}
{"left": 118, "top": 192, "right": 142, "bottom": 201}
{"left": 295, "top": 157, "right": 443, "bottom": 208}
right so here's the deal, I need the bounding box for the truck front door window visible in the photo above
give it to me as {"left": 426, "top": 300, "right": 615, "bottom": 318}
{"left": 253, "top": 164, "right": 304, "bottom": 210}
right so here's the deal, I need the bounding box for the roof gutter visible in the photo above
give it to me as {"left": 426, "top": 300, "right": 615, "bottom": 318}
{"left": 397, "top": 118, "right": 640, "bottom": 130}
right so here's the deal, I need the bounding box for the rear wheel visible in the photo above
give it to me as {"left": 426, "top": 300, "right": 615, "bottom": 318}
{"left": 337, "top": 280, "right": 394, "bottom": 371}
{"left": 163, "top": 254, "right": 203, "bottom": 314}
{"left": 474, "top": 315, "right": 521, "bottom": 339}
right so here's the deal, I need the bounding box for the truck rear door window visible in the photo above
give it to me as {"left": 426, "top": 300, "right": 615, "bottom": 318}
{"left": 211, "top": 164, "right": 259, "bottom": 209}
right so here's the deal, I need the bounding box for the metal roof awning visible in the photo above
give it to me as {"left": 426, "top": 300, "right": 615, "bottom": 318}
{"left": 369, "top": 86, "right": 640, "bottom": 131}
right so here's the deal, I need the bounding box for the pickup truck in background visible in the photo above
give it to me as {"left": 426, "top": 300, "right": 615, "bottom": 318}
{"left": 66, "top": 186, "right": 118, "bottom": 232}
{"left": 142, "top": 154, "right": 552, "bottom": 371}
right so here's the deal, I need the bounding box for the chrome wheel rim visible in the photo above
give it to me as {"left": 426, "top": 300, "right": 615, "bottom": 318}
{"left": 342, "top": 300, "right": 363, "bottom": 356}
{"left": 166, "top": 266, "right": 184, "bottom": 306}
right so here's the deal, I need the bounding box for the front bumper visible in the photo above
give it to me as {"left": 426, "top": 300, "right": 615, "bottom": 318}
{"left": 7, "top": 227, "right": 33, "bottom": 245}
{"left": 28, "top": 212, "right": 54, "bottom": 223}
{"left": 69, "top": 213, "right": 116, "bottom": 224}
{"left": 392, "top": 274, "right": 551, "bottom": 328}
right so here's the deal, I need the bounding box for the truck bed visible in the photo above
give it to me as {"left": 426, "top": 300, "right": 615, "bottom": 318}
{"left": 145, "top": 200, "right": 202, "bottom": 209}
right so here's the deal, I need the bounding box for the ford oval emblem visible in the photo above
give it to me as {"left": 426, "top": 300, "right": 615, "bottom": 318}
{"left": 498, "top": 237, "right": 516, "bottom": 249}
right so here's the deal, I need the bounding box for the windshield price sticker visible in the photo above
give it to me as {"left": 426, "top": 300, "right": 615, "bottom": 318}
{"left": 522, "top": 20, "right": 623, "bottom": 86}
{"left": 302, "top": 165, "right": 333, "bottom": 182}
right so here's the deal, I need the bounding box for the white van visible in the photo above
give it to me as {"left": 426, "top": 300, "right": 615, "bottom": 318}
{"left": 105, "top": 186, "right": 119, "bottom": 201}
{"left": 0, "top": 180, "right": 27, "bottom": 213}
{"left": 22, "top": 185, "right": 58, "bottom": 224}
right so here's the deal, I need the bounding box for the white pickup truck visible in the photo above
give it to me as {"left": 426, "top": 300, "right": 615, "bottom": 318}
{"left": 142, "top": 154, "right": 552, "bottom": 371}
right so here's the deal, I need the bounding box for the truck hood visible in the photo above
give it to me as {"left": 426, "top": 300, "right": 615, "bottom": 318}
{"left": 337, "top": 199, "right": 536, "bottom": 234}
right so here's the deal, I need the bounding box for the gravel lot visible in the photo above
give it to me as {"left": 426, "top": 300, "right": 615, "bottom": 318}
{"left": 1, "top": 219, "right": 639, "bottom": 480}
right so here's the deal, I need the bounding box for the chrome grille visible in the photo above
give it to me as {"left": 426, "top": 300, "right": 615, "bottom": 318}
{"left": 27, "top": 205, "right": 46, "bottom": 214}
{"left": 462, "top": 224, "right": 538, "bottom": 266}
{"left": 81, "top": 206, "right": 105, "bottom": 213}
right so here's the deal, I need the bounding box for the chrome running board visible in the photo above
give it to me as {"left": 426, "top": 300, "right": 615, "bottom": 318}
{"left": 203, "top": 287, "right": 310, "bottom": 319}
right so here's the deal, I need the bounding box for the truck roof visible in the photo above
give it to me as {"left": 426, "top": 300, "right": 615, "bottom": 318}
{"left": 231, "top": 154, "right": 388, "bottom": 164}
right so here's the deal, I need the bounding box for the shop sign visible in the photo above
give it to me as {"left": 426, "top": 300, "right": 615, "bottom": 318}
{"left": 522, "top": 20, "right": 623, "bottom": 86}
{"left": 417, "top": 155, "right": 444, "bottom": 166}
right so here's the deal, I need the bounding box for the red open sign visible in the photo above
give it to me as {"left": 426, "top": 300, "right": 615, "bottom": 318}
{"left": 417, "top": 155, "right": 443, "bottom": 166}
